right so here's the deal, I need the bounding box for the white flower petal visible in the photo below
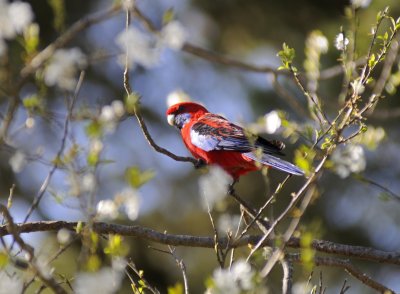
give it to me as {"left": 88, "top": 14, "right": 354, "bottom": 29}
{"left": 199, "top": 166, "right": 232, "bottom": 210}
{"left": 0, "top": 272, "right": 23, "bottom": 294}
{"left": 161, "top": 21, "right": 187, "bottom": 50}
{"left": 9, "top": 1, "right": 33, "bottom": 33}
{"left": 74, "top": 267, "right": 124, "bottom": 294}
{"left": 9, "top": 151, "right": 27, "bottom": 173}
{"left": 264, "top": 110, "right": 281, "bottom": 134}
{"left": 44, "top": 48, "right": 87, "bottom": 90}
{"left": 96, "top": 200, "right": 118, "bottom": 220}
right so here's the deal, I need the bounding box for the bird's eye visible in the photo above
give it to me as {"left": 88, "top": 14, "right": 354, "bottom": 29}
{"left": 177, "top": 105, "right": 185, "bottom": 112}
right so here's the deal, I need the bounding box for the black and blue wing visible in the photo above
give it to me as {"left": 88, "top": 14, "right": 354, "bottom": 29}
{"left": 189, "top": 113, "right": 304, "bottom": 176}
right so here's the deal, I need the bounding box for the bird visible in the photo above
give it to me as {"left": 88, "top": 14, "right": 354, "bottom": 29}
{"left": 166, "top": 102, "right": 304, "bottom": 180}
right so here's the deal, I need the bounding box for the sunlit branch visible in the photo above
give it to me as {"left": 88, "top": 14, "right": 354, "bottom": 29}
{"left": 123, "top": 8, "right": 197, "bottom": 166}
{"left": 1, "top": 221, "right": 400, "bottom": 266}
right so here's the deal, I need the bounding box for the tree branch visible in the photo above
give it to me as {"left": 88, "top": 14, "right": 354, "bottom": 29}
{"left": 289, "top": 253, "right": 395, "bottom": 293}
{"left": 1, "top": 221, "right": 400, "bottom": 266}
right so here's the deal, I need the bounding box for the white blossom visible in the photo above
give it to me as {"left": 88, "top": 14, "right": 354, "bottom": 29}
{"left": 99, "top": 101, "right": 125, "bottom": 133}
{"left": 8, "top": 1, "right": 34, "bottom": 34}
{"left": 0, "top": 0, "right": 33, "bottom": 39}
{"left": 44, "top": 48, "right": 87, "bottom": 91}
{"left": 25, "top": 117, "right": 35, "bottom": 129}
{"left": 217, "top": 214, "right": 241, "bottom": 235}
{"left": 351, "top": 0, "right": 371, "bottom": 9}
{"left": 99, "top": 105, "right": 115, "bottom": 124}
{"left": 264, "top": 110, "right": 281, "bottom": 134}
{"left": 115, "top": 27, "right": 161, "bottom": 68}
{"left": 331, "top": 144, "right": 366, "bottom": 178}
{"left": 308, "top": 32, "right": 329, "bottom": 54}
{"left": 208, "top": 260, "right": 255, "bottom": 294}
{"left": 160, "top": 21, "right": 187, "bottom": 50}
{"left": 116, "top": 188, "right": 140, "bottom": 221}
{"left": 199, "top": 166, "right": 232, "bottom": 210}
{"left": 334, "top": 33, "right": 349, "bottom": 51}
{"left": 111, "top": 100, "right": 125, "bottom": 118}
{"left": 292, "top": 281, "right": 312, "bottom": 294}
{"left": 57, "top": 228, "right": 72, "bottom": 245}
{"left": 82, "top": 173, "right": 96, "bottom": 192}
{"left": 122, "top": 0, "right": 135, "bottom": 11}
{"left": 9, "top": 151, "right": 27, "bottom": 173}
{"left": 74, "top": 267, "right": 124, "bottom": 294}
{"left": 124, "top": 196, "right": 140, "bottom": 221}
{"left": 90, "top": 139, "right": 104, "bottom": 154}
{"left": 96, "top": 200, "right": 118, "bottom": 220}
{"left": 166, "top": 89, "right": 191, "bottom": 107}
{"left": 351, "top": 79, "right": 365, "bottom": 96}
{"left": 0, "top": 271, "right": 23, "bottom": 294}
{"left": 0, "top": 0, "right": 15, "bottom": 39}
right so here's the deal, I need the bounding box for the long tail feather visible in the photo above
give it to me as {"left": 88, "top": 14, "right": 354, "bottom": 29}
{"left": 244, "top": 152, "right": 304, "bottom": 176}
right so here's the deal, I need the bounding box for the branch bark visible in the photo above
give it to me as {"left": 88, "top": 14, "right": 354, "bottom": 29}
{"left": 1, "top": 221, "right": 399, "bottom": 266}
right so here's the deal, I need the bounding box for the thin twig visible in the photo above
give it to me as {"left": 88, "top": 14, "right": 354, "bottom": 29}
{"left": 168, "top": 246, "right": 189, "bottom": 294}
{"left": 260, "top": 185, "right": 316, "bottom": 277}
{"left": 122, "top": 8, "right": 197, "bottom": 166}
{"left": 0, "top": 205, "right": 67, "bottom": 294}
{"left": 289, "top": 253, "right": 395, "bottom": 293}
{"left": 24, "top": 71, "right": 86, "bottom": 223}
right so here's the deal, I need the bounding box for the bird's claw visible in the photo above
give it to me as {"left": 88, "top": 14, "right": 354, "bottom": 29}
{"left": 194, "top": 159, "right": 206, "bottom": 169}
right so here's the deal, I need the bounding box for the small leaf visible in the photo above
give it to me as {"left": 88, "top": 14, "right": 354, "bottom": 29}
{"left": 0, "top": 252, "right": 9, "bottom": 268}
{"left": 23, "top": 95, "right": 41, "bottom": 109}
{"left": 85, "top": 121, "right": 103, "bottom": 138}
{"left": 163, "top": 8, "right": 175, "bottom": 25}
{"left": 277, "top": 43, "right": 296, "bottom": 70}
{"left": 168, "top": 283, "right": 184, "bottom": 294}
{"left": 125, "top": 166, "right": 155, "bottom": 188}
{"left": 125, "top": 92, "right": 140, "bottom": 113}
{"left": 86, "top": 254, "right": 101, "bottom": 272}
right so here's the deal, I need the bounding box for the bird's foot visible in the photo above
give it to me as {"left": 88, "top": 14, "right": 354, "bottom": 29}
{"left": 194, "top": 159, "right": 207, "bottom": 169}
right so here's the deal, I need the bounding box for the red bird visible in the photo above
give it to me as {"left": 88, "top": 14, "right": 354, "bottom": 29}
{"left": 166, "top": 102, "right": 304, "bottom": 179}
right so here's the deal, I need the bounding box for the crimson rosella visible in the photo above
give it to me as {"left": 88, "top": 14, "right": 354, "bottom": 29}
{"left": 166, "top": 102, "right": 304, "bottom": 179}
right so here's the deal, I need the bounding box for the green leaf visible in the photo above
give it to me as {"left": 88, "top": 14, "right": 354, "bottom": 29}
{"left": 125, "top": 166, "right": 155, "bottom": 188}
{"left": 23, "top": 95, "right": 41, "bottom": 109}
{"left": 87, "top": 152, "right": 99, "bottom": 166}
{"left": 48, "top": 0, "right": 66, "bottom": 32}
{"left": 75, "top": 221, "right": 83, "bottom": 234}
{"left": 86, "top": 254, "right": 101, "bottom": 272}
{"left": 125, "top": 92, "right": 140, "bottom": 113}
{"left": 368, "top": 53, "right": 376, "bottom": 68}
{"left": 0, "top": 252, "right": 9, "bottom": 268}
{"left": 277, "top": 43, "right": 296, "bottom": 70}
{"left": 378, "top": 192, "right": 391, "bottom": 202}
{"left": 168, "top": 283, "right": 184, "bottom": 294}
{"left": 163, "top": 8, "right": 175, "bottom": 25}
{"left": 104, "top": 235, "right": 129, "bottom": 257}
{"left": 85, "top": 121, "right": 103, "bottom": 138}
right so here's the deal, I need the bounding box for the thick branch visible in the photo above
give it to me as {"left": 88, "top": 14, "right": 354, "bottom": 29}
{"left": 1, "top": 221, "right": 400, "bottom": 266}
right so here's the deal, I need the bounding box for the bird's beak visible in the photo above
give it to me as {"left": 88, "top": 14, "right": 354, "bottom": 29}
{"left": 167, "top": 114, "right": 175, "bottom": 126}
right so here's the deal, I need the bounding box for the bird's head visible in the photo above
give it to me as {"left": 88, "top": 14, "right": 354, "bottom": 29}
{"left": 166, "top": 102, "right": 209, "bottom": 129}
